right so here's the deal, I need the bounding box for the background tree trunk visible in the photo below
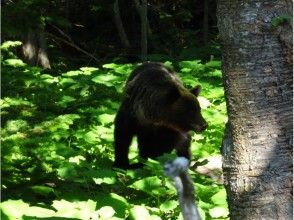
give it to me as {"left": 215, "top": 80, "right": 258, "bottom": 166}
{"left": 217, "top": 0, "right": 292, "bottom": 219}
{"left": 113, "top": 0, "right": 131, "bottom": 48}
{"left": 203, "top": 0, "right": 209, "bottom": 46}
{"left": 134, "top": 0, "right": 148, "bottom": 61}
{"left": 22, "top": 29, "right": 51, "bottom": 69}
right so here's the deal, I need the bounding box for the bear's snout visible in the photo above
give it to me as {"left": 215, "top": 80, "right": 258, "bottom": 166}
{"left": 194, "top": 121, "right": 208, "bottom": 133}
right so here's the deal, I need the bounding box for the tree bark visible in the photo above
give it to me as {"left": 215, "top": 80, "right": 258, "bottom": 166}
{"left": 113, "top": 0, "right": 131, "bottom": 48}
{"left": 217, "top": 0, "right": 292, "bottom": 219}
{"left": 134, "top": 0, "right": 148, "bottom": 61}
{"left": 22, "top": 28, "right": 51, "bottom": 69}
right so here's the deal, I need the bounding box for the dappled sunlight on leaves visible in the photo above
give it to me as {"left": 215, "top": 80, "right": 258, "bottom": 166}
{"left": 1, "top": 42, "right": 228, "bottom": 219}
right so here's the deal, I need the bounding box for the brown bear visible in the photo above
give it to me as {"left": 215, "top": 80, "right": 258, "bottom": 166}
{"left": 113, "top": 62, "right": 207, "bottom": 169}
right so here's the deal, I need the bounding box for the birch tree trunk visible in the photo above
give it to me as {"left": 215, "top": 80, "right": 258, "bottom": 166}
{"left": 217, "top": 0, "right": 292, "bottom": 219}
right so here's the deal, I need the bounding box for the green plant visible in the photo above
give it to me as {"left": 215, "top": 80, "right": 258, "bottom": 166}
{"left": 1, "top": 42, "right": 228, "bottom": 220}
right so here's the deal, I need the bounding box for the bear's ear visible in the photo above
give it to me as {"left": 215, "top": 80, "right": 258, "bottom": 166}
{"left": 190, "top": 85, "right": 202, "bottom": 97}
{"left": 167, "top": 86, "right": 180, "bottom": 102}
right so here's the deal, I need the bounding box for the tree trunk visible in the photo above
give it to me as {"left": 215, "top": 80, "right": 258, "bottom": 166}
{"left": 217, "top": 0, "right": 292, "bottom": 219}
{"left": 113, "top": 0, "right": 131, "bottom": 48}
{"left": 134, "top": 0, "right": 148, "bottom": 61}
{"left": 22, "top": 28, "right": 51, "bottom": 69}
{"left": 203, "top": 0, "right": 209, "bottom": 46}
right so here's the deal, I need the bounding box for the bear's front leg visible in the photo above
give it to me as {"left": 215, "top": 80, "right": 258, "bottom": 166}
{"left": 113, "top": 108, "right": 135, "bottom": 169}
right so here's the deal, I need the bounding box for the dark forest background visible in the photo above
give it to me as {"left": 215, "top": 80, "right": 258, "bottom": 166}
{"left": 2, "top": 0, "right": 219, "bottom": 68}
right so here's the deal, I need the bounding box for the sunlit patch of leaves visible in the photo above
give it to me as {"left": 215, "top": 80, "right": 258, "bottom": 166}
{"left": 1, "top": 41, "right": 228, "bottom": 220}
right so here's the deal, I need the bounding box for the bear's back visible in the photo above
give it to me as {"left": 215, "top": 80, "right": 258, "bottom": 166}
{"left": 127, "top": 62, "right": 177, "bottom": 83}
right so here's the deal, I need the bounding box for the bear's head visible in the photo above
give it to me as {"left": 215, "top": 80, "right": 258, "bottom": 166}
{"left": 161, "top": 85, "right": 208, "bottom": 133}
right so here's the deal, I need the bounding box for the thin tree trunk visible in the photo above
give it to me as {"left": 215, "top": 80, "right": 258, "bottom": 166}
{"left": 203, "top": 0, "right": 209, "bottom": 46}
{"left": 134, "top": 0, "right": 148, "bottom": 61}
{"left": 113, "top": 0, "right": 130, "bottom": 48}
{"left": 217, "top": 0, "right": 292, "bottom": 219}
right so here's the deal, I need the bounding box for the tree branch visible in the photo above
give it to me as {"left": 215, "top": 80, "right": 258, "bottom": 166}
{"left": 46, "top": 32, "right": 99, "bottom": 62}
{"left": 164, "top": 157, "right": 201, "bottom": 220}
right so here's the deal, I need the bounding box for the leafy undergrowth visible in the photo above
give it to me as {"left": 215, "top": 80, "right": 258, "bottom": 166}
{"left": 1, "top": 41, "right": 228, "bottom": 220}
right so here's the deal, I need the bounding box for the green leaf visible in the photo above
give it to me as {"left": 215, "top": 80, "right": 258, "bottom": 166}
{"left": 130, "top": 176, "right": 168, "bottom": 196}
{"left": 52, "top": 199, "right": 97, "bottom": 219}
{"left": 129, "top": 205, "right": 161, "bottom": 220}
{"left": 92, "top": 168, "right": 117, "bottom": 185}
{"left": 24, "top": 206, "right": 55, "bottom": 218}
{"left": 3, "top": 59, "right": 26, "bottom": 67}
{"left": 102, "top": 63, "right": 118, "bottom": 69}
{"left": 1, "top": 41, "right": 22, "bottom": 50}
{"left": 0, "top": 200, "right": 29, "bottom": 218}
{"left": 205, "top": 60, "right": 221, "bottom": 69}
{"left": 80, "top": 67, "right": 99, "bottom": 72}
{"left": 57, "top": 164, "right": 78, "bottom": 180}
{"left": 209, "top": 206, "right": 229, "bottom": 218}
{"left": 159, "top": 200, "right": 178, "bottom": 211}
{"left": 97, "top": 206, "right": 115, "bottom": 219}
{"left": 62, "top": 70, "right": 84, "bottom": 76}
{"left": 198, "top": 96, "right": 211, "bottom": 109}
{"left": 31, "top": 185, "right": 55, "bottom": 196}
{"left": 211, "top": 188, "right": 227, "bottom": 205}
{"left": 98, "top": 113, "right": 115, "bottom": 125}
{"left": 91, "top": 74, "right": 122, "bottom": 87}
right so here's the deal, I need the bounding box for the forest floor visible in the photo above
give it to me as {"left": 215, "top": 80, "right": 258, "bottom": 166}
{"left": 1, "top": 42, "right": 228, "bottom": 220}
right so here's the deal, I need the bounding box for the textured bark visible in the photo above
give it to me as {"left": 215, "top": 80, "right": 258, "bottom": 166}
{"left": 217, "top": 0, "right": 292, "bottom": 219}
{"left": 22, "top": 29, "right": 51, "bottom": 69}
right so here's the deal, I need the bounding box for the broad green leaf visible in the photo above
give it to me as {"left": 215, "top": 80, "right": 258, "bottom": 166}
{"left": 40, "top": 74, "right": 58, "bottom": 83}
{"left": 24, "top": 206, "right": 55, "bottom": 218}
{"left": 130, "top": 176, "right": 167, "bottom": 196}
{"left": 198, "top": 206, "right": 206, "bottom": 220}
{"left": 59, "top": 77, "right": 77, "bottom": 85}
{"left": 159, "top": 200, "right": 178, "bottom": 211}
{"left": 57, "top": 164, "right": 78, "bottom": 180}
{"left": 31, "top": 185, "right": 55, "bottom": 196}
{"left": 91, "top": 74, "right": 121, "bottom": 86}
{"left": 62, "top": 70, "right": 84, "bottom": 76}
{"left": 1, "top": 41, "right": 22, "bottom": 50}
{"left": 97, "top": 206, "right": 115, "bottom": 219}
{"left": 52, "top": 199, "right": 97, "bottom": 219}
{"left": 211, "top": 188, "right": 227, "bottom": 206}
{"left": 80, "top": 67, "right": 99, "bottom": 72}
{"left": 92, "top": 168, "right": 117, "bottom": 185}
{"left": 209, "top": 206, "right": 229, "bottom": 218}
{"left": 102, "top": 63, "right": 118, "bottom": 69}
{"left": 0, "top": 200, "right": 29, "bottom": 218}
{"left": 198, "top": 96, "right": 211, "bottom": 109}
{"left": 129, "top": 205, "right": 161, "bottom": 220}
{"left": 84, "top": 130, "right": 99, "bottom": 144}
{"left": 205, "top": 60, "right": 221, "bottom": 68}
{"left": 5, "top": 120, "right": 28, "bottom": 133}
{"left": 113, "top": 64, "right": 133, "bottom": 75}
{"left": 98, "top": 113, "right": 115, "bottom": 125}
{"left": 3, "top": 59, "right": 26, "bottom": 67}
